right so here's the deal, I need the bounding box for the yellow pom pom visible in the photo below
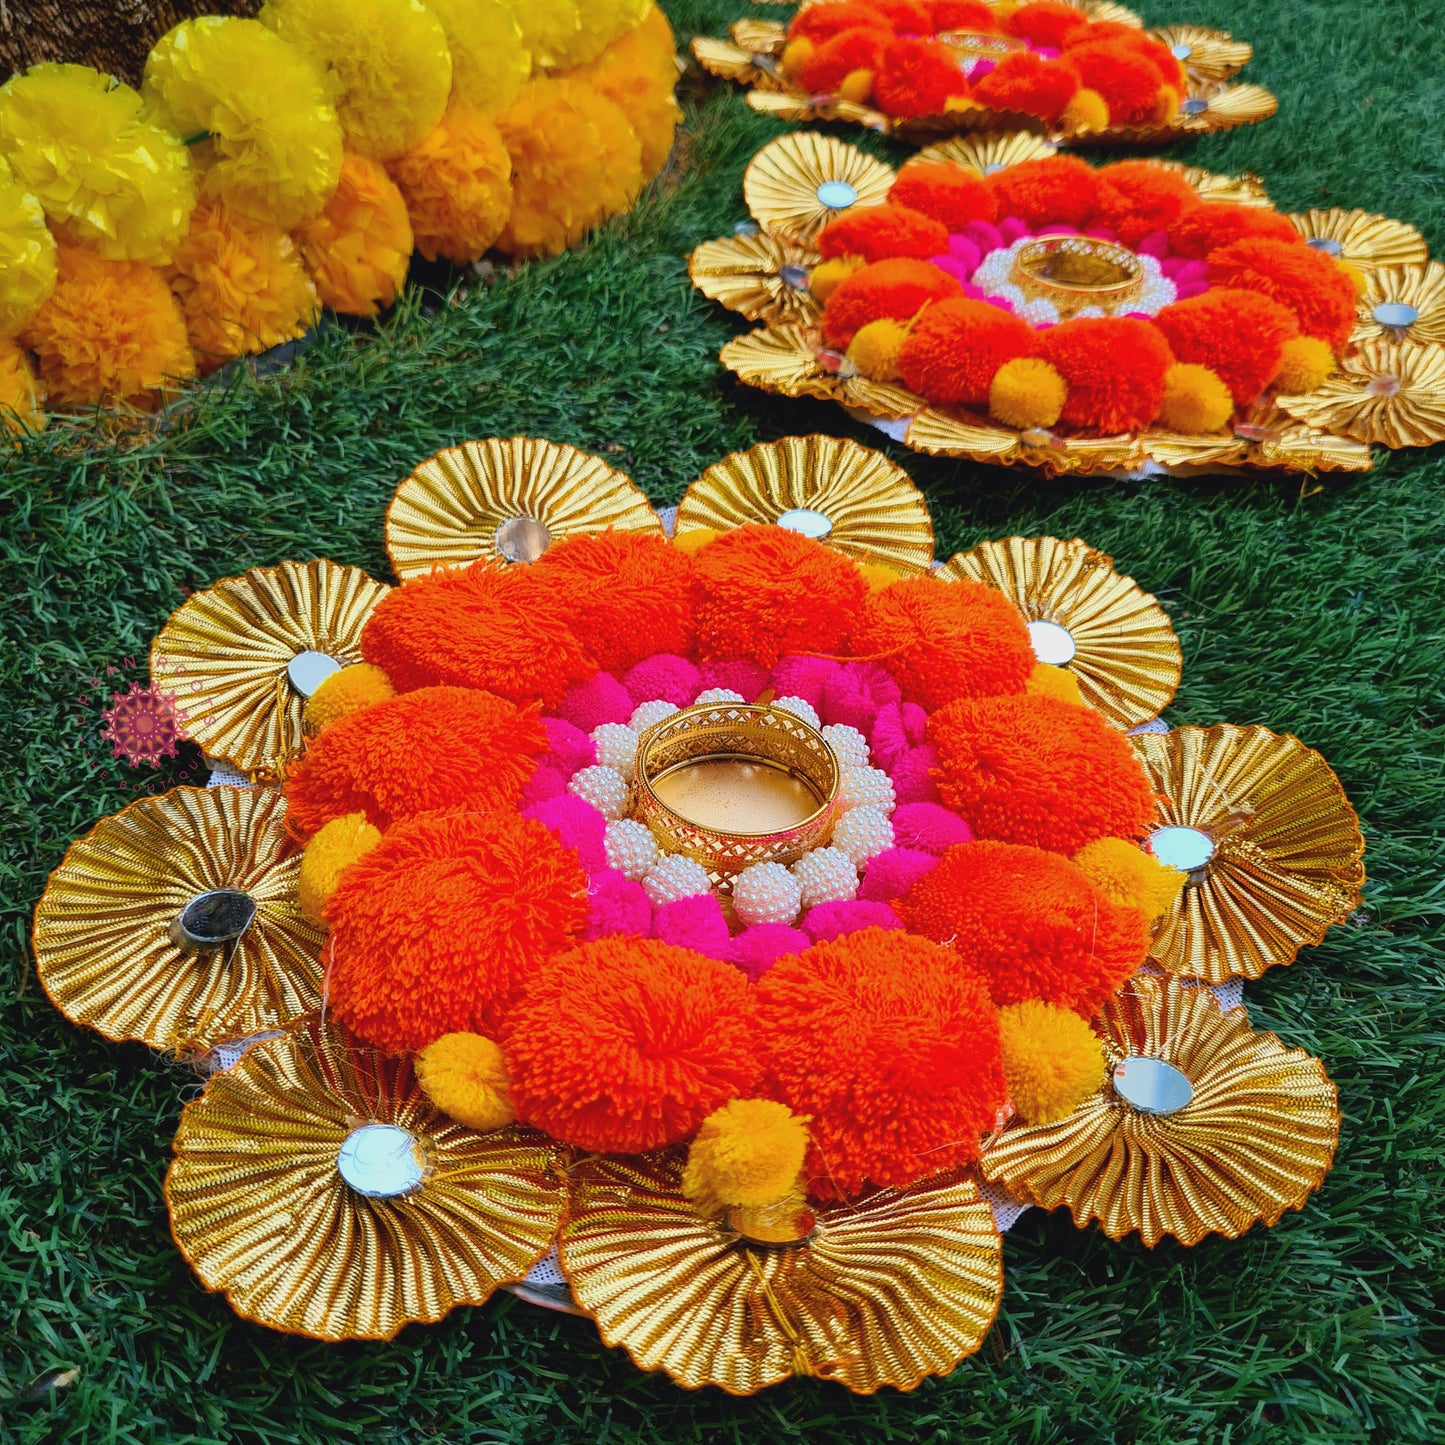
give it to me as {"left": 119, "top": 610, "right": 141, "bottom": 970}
{"left": 297, "top": 811, "right": 382, "bottom": 920}
{"left": 998, "top": 1000, "right": 1105, "bottom": 1125}
{"left": 144, "top": 18, "right": 344, "bottom": 229}
{"left": 0, "top": 336, "right": 43, "bottom": 434}
{"left": 0, "top": 156, "right": 57, "bottom": 337}
{"left": 1337, "top": 260, "right": 1367, "bottom": 297}
{"left": 426, "top": 0, "right": 531, "bottom": 117}
{"left": 304, "top": 662, "right": 396, "bottom": 734}
{"left": 838, "top": 68, "right": 874, "bottom": 104}
{"left": 681, "top": 1098, "right": 810, "bottom": 1216}
{"left": 1061, "top": 87, "right": 1109, "bottom": 132}
{"left": 846, "top": 316, "right": 908, "bottom": 382}
{"left": 780, "top": 37, "right": 815, "bottom": 78}
{"left": 808, "top": 255, "right": 862, "bottom": 303}
{"left": 1026, "top": 661, "right": 1085, "bottom": 707}
{"left": 989, "top": 356, "right": 1066, "bottom": 429}
{"left": 416, "top": 1032, "right": 516, "bottom": 1130}
{"left": 1151, "top": 84, "right": 1180, "bottom": 124}
{"left": 672, "top": 526, "right": 722, "bottom": 556}
{"left": 0, "top": 63, "right": 195, "bottom": 265}
{"left": 260, "top": 0, "right": 452, "bottom": 161}
{"left": 1073, "top": 836, "right": 1186, "bottom": 922}
{"left": 168, "top": 200, "right": 320, "bottom": 374}
{"left": 1273, "top": 335, "right": 1335, "bottom": 394}
{"left": 858, "top": 562, "right": 903, "bottom": 591}
{"left": 1160, "top": 362, "right": 1233, "bottom": 434}
{"left": 386, "top": 106, "right": 513, "bottom": 264}
{"left": 943, "top": 95, "right": 983, "bottom": 114}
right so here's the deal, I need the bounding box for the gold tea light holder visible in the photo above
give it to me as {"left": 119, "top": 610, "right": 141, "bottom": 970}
{"left": 632, "top": 703, "right": 840, "bottom": 885}
{"left": 1011, "top": 236, "right": 1145, "bottom": 318}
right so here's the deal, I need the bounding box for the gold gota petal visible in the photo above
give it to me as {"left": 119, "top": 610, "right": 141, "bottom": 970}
{"left": 166, "top": 1018, "right": 565, "bottom": 1342}
{"left": 1176, "top": 83, "right": 1278, "bottom": 132}
{"left": 560, "top": 1152, "right": 1003, "bottom": 1395}
{"left": 687, "top": 232, "right": 822, "bottom": 326}
{"left": 1072, "top": 0, "right": 1144, "bottom": 25}
{"left": 1153, "top": 159, "right": 1270, "bottom": 207}
{"left": 150, "top": 559, "right": 389, "bottom": 774}
{"left": 677, "top": 434, "right": 935, "bottom": 574}
{"left": 940, "top": 537, "right": 1181, "bottom": 730}
{"left": 911, "top": 131, "right": 1057, "bottom": 177}
{"left": 729, "top": 18, "right": 787, "bottom": 54}
{"left": 33, "top": 786, "right": 323, "bottom": 1053}
{"left": 1288, "top": 208, "right": 1429, "bottom": 270}
{"left": 1276, "top": 339, "right": 1445, "bottom": 449}
{"left": 1148, "top": 26, "right": 1252, "bottom": 84}
{"left": 744, "top": 88, "right": 891, "bottom": 131}
{"left": 385, "top": 436, "right": 662, "bottom": 582}
{"left": 1353, "top": 262, "right": 1445, "bottom": 346}
{"left": 980, "top": 975, "right": 1340, "bottom": 1247}
{"left": 742, "top": 134, "right": 895, "bottom": 243}
{"left": 689, "top": 35, "right": 776, "bottom": 88}
{"left": 1132, "top": 725, "right": 1365, "bottom": 983}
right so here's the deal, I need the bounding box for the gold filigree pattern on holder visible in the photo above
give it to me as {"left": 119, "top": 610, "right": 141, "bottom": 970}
{"left": 940, "top": 536, "right": 1181, "bottom": 729}
{"left": 33, "top": 786, "right": 323, "bottom": 1052}
{"left": 686, "top": 232, "right": 821, "bottom": 327}
{"left": 150, "top": 559, "right": 389, "bottom": 774}
{"left": 166, "top": 1018, "right": 565, "bottom": 1341}
{"left": 385, "top": 437, "right": 662, "bottom": 582}
{"left": 1353, "top": 262, "right": 1445, "bottom": 347}
{"left": 559, "top": 1151, "right": 1003, "bottom": 1395}
{"left": 1276, "top": 339, "right": 1445, "bottom": 449}
{"left": 1288, "top": 208, "right": 1429, "bottom": 270}
{"left": 741, "top": 132, "right": 894, "bottom": 242}
{"left": 980, "top": 975, "right": 1339, "bottom": 1246}
{"left": 677, "top": 434, "right": 934, "bottom": 572}
{"left": 1132, "top": 725, "right": 1365, "bottom": 983}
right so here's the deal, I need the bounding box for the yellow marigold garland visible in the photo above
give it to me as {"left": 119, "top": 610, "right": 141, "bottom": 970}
{"left": 0, "top": 156, "right": 57, "bottom": 337}
{"left": 0, "top": 63, "right": 195, "bottom": 265}
{"left": 553, "top": 0, "right": 652, "bottom": 71}
{"left": 506, "top": 0, "right": 583, "bottom": 71}
{"left": 0, "top": 335, "right": 43, "bottom": 433}
{"left": 426, "top": 0, "right": 531, "bottom": 118}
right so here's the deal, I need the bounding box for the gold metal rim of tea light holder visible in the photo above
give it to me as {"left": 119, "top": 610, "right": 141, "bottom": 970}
{"left": 632, "top": 703, "right": 840, "bottom": 879}
{"left": 1010, "top": 236, "right": 1145, "bottom": 317}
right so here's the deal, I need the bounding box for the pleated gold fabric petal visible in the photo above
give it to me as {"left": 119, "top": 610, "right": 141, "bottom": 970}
{"left": 1276, "top": 339, "right": 1445, "bottom": 449}
{"left": 33, "top": 786, "right": 323, "bottom": 1052}
{"left": 911, "top": 132, "right": 1058, "bottom": 176}
{"left": 686, "top": 232, "right": 821, "bottom": 326}
{"left": 677, "top": 435, "right": 934, "bottom": 573}
{"left": 385, "top": 437, "right": 663, "bottom": 582}
{"left": 940, "top": 536, "right": 1181, "bottom": 729}
{"left": 742, "top": 134, "right": 895, "bottom": 242}
{"left": 1175, "top": 83, "right": 1278, "bottom": 132}
{"left": 1353, "top": 262, "right": 1445, "bottom": 346}
{"left": 1287, "top": 208, "right": 1428, "bottom": 269}
{"left": 1149, "top": 26, "right": 1252, "bottom": 83}
{"left": 560, "top": 1152, "right": 1003, "bottom": 1395}
{"left": 1133, "top": 726, "right": 1365, "bottom": 983}
{"left": 1154, "top": 159, "right": 1270, "bottom": 207}
{"left": 980, "top": 975, "right": 1340, "bottom": 1246}
{"left": 166, "top": 1019, "right": 565, "bottom": 1341}
{"left": 150, "top": 560, "right": 389, "bottom": 774}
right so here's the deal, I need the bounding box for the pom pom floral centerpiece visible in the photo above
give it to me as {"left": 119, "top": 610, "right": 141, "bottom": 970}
{"left": 34, "top": 434, "right": 1362, "bottom": 1392}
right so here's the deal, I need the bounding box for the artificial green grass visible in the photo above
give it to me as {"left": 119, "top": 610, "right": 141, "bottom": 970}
{"left": 2, "top": 2, "right": 1443, "bottom": 1440}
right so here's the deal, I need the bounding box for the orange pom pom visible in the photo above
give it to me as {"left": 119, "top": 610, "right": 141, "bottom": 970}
{"left": 386, "top": 106, "right": 513, "bottom": 265}
{"left": 1153, "top": 288, "right": 1298, "bottom": 407}
{"left": 1166, "top": 202, "right": 1301, "bottom": 261}
{"left": 928, "top": 691, "right": 1158, "bottom": 852}
{"left": 821, "top": 256, "right": 963, "bottom": 349}
{"left": 870, "top": 0, "right": 934, "bottom": 27}
{"left": 1006, "top": 1, "right": 1089, "bottom": 48}
{"left": 973, "top": 51, "right": 1081, "bottom": 122}
{"left": 987, "top": 154, "right": 1098, "bottom": 227}
{"left": 897, "top": 297, "right": 1038, "bottom": 407}
{"left": 503, "top": 937, "right": 759, "bottom": 1153}
{"left": 852, "top": 574, "right": 1034, "bottom": 711}
{"left": 890, "top": 162, "right": 998, "bottom": 230}
{"left": 293, "top": 152, "right": 413, "bottom": 316}
{"left": 1088, "top": 160, "right": 1198, "bottom": 247}
{"left": 360, "top": 562, "right": 594, "bottom": 708}
{"left": 1040, "top": 316, "right": 1173, "bottom": 433}
{"left": 328, "top": 809, "right": 589, "bottom": 1050}
{"left": 798, "top": 27, "right": 891, "bottom": 96}
{"left": 1207, "top": 237, "right": 1358, "bottom": 349}
{"left": 284, "top": 684, "right": 548, "bottom": 834}
{"left": 692, "top": 524, "right": 867, "bottom": 668}
{"left": 529, "top": 531, "right": 694, "bottom": 673}
{"left": 897, "top": 839, "right": 1149, "bottom": 1012}
{"left": 790, "top": 3, "right": 894, "bottom": 45}
{"left": 817, "top": 204, "right": 949, "bottom": 264}
{"left": 1062, "top": 40, "right": 1163, "bottom": 125}
{"left": 21, "top": 244, "right": 193, "bottom": 409}
{"left": 754, "top": 928, "right": 1006, "bottom": 1197}
{"left": 928, "top": 1, "right": 997, "bottom": 30}
{"left": 872, "top": 37, "right": 972, "bottom": 118}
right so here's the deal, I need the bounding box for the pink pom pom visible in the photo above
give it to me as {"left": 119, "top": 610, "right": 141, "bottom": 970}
{"left": 696, "top": 658, "right": 769, "bottom": 700}
{"left": 947, "top": 235, "right": 981, "bottom": 273}
{"left": 859, "top": 846, "right": 938, "bottom": 902}
{"left": 892, "top": 742, "right": 942, "bottom": 804}
{"left": 622, "top": 654, "right": 700, "bottom": 707}
{"left": 870, "top": 700, "right": 928, "bottom": 770}
{"left": 652, "top": 893, "right": 733, "bottom": 959}
{"left": 821, "top": 661, "right": 900, "bottom": 733}
{"left": 998, "top": 216, "right": 1031, "bottom": 244}
{"left": 1137, "top": 230, "right": 1170, "bottom": 259}
{"left": 519, "top": 763, "right": 567, "bottom": 806}
{"left": 969, "top": 59, "right": 995, "bottom": 82}
{"left": 729, "top": 923, "right": 810, "bottom": 982}
{"left": 540, "top": 716, "right": 596, "bottom": 777}
{"left": 892, "top": 801, "right": 973, "bottom": 854}
{"left": 929, "top": 255, "right": 975, "bottom": 285}
{"left": 961, "top": 219, "right": 1003, "bottom": 255}
{"left": 771, "top": 656, "right": 841, "bottom": 710}
{"left": 581, "top": 870, "right": 652, "bottom": 939}
{"left": 555, "top": 672, "right": 633, "bottom": 731}
{"left": 1175, "top": 281, "right": 1210, "bottom": 299}
{"left": 801, "top": 899, "right": 904, "bottom": 943}
{"left": 522, "top": 793, "right": 608, "bottom": 873}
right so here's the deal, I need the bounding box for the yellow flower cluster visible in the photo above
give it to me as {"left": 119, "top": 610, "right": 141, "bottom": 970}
{"left": 294, "top": 155, "right": 413, "bottom": 316}
{"left": 0, "top": 336, "right": 42, "bottom": 434}
{"left": 0, "top": 156, "right": 57, "bottom": 337}
{"left": 0, "top": 64, "right": 194, "bottom": 265}
{"left": 426, "top": 0, "right": 531, "bottom": 117}
{"left": 511, "top": 0, "right": 649, "bottom": 72}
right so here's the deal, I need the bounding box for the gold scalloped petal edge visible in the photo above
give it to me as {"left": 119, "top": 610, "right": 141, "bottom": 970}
{"left": 1289, "top": 208, "right": 1429, "bottom": 270}
{"left": 166, "top": 1018, "right": 565, "bottom": 1342}
{"left": 1134, "top": 725, "right": 1365, "bottom": 983}
{"left": 941, "top": 536, "right": 1181, "bottom": 729}
{"left": 1353, "top": 262, "right": 1445, "bottom": 348}
{"left": 33, "top": 786, "right": 324, "bottom": 1053}
{"left": 980, "top": 975, "right": 1340, "bottom": 1247}
{"left": 1277, "top": 340, "right": 1445, "bottom": 449}
{"left": 677, "top": 434, "right": 935, "bottom": 573}
{"left": 687, "top": 233, "right": 822, "bottom": 327}
{"left": 560, "top": 1152, "right": 1003, "bottom": 1395}
{"left": 150, "top": 560, "right": 389, "bottom": 774}
{"left": 1150, "top": 25, "right": 1252, "bottom": 84}
{"left": 742, "top": 132, "right": 896, "bottom": 243}
{"left": 385, "top": 437, "right": 662, "bottom": 582}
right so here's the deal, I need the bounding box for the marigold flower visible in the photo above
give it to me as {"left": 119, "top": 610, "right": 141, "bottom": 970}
{"left": 0, "top": 335, "right": 43, "bottom": 433}
{"left": 0, "top": 156, "right": 57, "bottom": 337}
{"left": 426, "top": 0, "right": 531, "bottom": 117}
